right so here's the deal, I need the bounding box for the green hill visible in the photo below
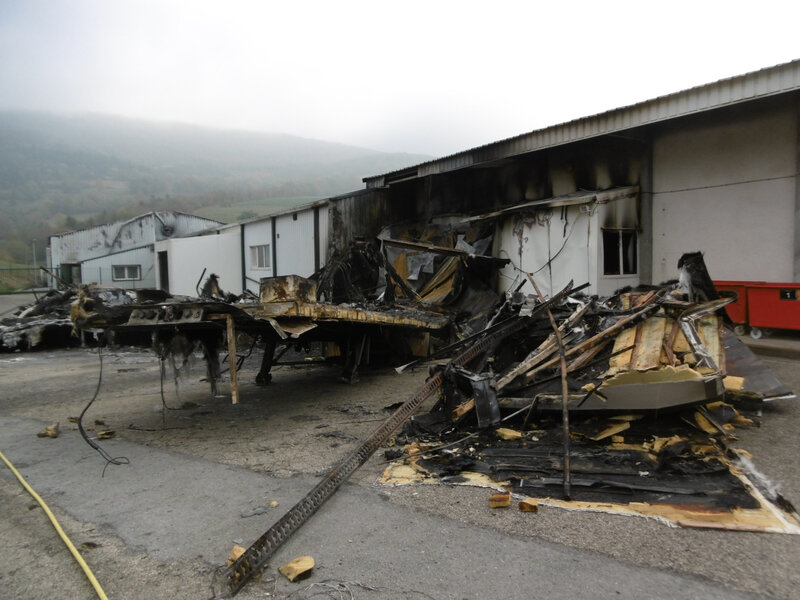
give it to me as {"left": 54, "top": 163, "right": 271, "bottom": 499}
{"left": 0, "top": 111, "right": 431, "bottom": 264}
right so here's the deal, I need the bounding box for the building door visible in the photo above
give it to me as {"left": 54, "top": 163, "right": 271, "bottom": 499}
{"left": 60, "top": 263, "right": 81, "bottom": 286}
{"left": 158, "top": 251, "right": 170, "bottom": 293}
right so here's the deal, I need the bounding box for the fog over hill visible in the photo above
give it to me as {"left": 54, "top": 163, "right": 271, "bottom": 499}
{"left": 0, "top": 110, "right": 431, "bottom": 264}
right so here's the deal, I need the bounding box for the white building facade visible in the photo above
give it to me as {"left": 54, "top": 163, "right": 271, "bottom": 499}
{"left": 48, "top": 212, "right": 221, "bottom": 289}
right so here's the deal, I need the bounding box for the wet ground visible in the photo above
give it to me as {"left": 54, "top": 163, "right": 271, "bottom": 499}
{"left": 0, "top": 341, "right": 799, "bottom": 600}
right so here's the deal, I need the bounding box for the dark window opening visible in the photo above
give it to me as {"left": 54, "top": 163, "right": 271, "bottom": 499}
{"left": 602, "top": 230, "right": 637, "bottom": 276}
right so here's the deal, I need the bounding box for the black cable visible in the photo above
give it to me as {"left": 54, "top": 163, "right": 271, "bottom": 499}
{"left": 78, "top": 345, "right": 129, "bottom": 476}
{"left": 219, "top": 333, "right": 259, "bottom": 374}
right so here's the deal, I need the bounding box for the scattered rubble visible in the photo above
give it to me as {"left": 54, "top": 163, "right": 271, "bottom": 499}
{"left": 36, "top": 423, "right": 60, "bottom": 438}
{"left": 53, "top": 219, "right": 513, "bottom": 400}
{"left": 6, "top": 236, "right": 798, "bottom": 595}
{"left": 1, "top": 290, "right": 77, "bottom": 351}
{"left": 278, "top": 556, "right": 315, "bottom": 582}
{"left": 380, "top": 282, "right": 798, "bottom": 532}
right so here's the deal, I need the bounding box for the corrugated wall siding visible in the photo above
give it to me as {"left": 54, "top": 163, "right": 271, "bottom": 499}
{"left": 327, "top": 189, "right": 411, "bottom": 256}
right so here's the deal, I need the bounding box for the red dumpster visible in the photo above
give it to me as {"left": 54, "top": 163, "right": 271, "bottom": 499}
{"left": 746, "top": 282, "right": 800, "bottom": 331}
{"left": 714, "top": 280, "right": 800, "bottom": 336}
{"left": 713, "top": 280, "right": 752, "bottom": 326}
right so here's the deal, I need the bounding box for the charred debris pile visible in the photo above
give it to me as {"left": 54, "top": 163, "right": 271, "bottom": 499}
{"left": 13, "top": 220, "right": 510, "bottom": 388}
{"left": 383, "top": 282, "right": 798, "bottom": 531}
{"left": 10, "top": 235, "right": 800, "bottom": 594}
{"left": 0, "top": 285, "right": 140, "bottom": 352}
{"left": 223, "top": 278, "right": 798, "bottom": 596}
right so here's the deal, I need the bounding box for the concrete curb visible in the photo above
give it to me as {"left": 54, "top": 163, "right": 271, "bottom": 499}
{"left": 739, "top": 336, "right": 800, "bottom": 360}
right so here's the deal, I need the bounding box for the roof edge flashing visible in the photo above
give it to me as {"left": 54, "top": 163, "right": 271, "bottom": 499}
{"left": 363, "top": 59, "right": 800, "bottom": 184}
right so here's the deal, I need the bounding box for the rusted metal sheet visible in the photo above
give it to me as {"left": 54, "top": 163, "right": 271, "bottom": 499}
{"left": 327, "top": 189, "right": 413, "bottom": 257}
{"left": 260, "top": 275, "right": 318, "bottom": 303}
{"left": 247, "top": 301, "right": 449, "bottom": 330}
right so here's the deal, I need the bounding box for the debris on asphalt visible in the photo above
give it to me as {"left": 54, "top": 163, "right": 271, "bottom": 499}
{"left": 226, "top": 545, "right": 246, "bottom": 567}
{"left": 36, "top": 422, "right": 60, "bottom": 438}
{"left": 56, "top": 216, "right": 513, "bottom": 397}
{"left": 80, "top": 541, "right": 100, "bottom": 550}
{"left": 489, "top": 491, "right": 511, "bottom": 508}
{"left": 278, "top": 556, "right": 315, "bottom": 582}
{"left": 379, "top": 279, "right": 799, "bottom": 532}
{"left": 9, "top": 224, "right": 799, "bottom": 597}
{"left": 1, "top": 289, "right": 77, "bottom": 351}
{"left": 240, "top": 506, "right": 271, "bottom": 518}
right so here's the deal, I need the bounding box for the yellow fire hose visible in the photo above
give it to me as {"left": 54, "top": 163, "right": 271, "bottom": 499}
{"left": 0, "top": 449, "right": 109, "bottom": 600}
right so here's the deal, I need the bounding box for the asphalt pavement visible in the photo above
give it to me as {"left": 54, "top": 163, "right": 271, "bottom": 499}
{"left": 0, "top": 414, "right": 763, "bottom": 600}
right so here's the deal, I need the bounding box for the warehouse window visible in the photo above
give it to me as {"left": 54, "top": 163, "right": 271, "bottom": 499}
{"left": 112, "top": 265, "right": 141, "bottom": 281}
{"left": 251, "top": 244, "right": 271, "bottom": 269}
{"left": 602, "top": 229, "right": 637, "bottom": 275}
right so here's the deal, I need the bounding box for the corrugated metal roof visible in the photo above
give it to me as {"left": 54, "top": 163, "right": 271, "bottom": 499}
{"left": 49, "top": 211, "right": 222, "bottom": 239}
{"left": 236, "top": 198, "right": 330, "bottom": 227}
{"left": 364, "top": 59, "right": 800, "bottom": 187}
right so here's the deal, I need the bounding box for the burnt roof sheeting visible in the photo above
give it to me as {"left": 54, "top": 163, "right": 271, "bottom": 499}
{"left": 364, "top": 59, "right": 800, "bottom": 187}
{"left": 463, "top": 186, "right": 639, "bottom": 223}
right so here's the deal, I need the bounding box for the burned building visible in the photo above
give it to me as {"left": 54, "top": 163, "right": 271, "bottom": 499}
{"left": 48, "top": 211, "right": 222, "bottom": 289}
{"left": 354, "top": 60, "right": 800, "bottom": 296}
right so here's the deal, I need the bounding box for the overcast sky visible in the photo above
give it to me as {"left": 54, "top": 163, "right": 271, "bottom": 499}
{"left": 1, "top": 0, "right": 798, "bottom": 156}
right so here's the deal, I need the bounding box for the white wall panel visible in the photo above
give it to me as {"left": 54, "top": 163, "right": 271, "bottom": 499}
{"left": 155, "top": 228, "right": 241, "bottom": 296}
{"left": 652, "top": 106, "right": 797, "bottom": 283}
{"left": 276, "top": 210, "right": 316, "bottom": 277}
{"left": 496, "top": 206, "right": 594, "bottom": 298}
{"left": 652, "top": 179, "right": 795, "bottom": 283}
{"left": 318, "top": 206, "right": 330, "bottom": 266}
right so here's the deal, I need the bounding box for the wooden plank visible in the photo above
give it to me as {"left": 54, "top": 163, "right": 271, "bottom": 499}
{"left": 523, "top": 292, "right": 665, "bottom": 383}
{"left": 225, "top": 314, "right": 239, "bottom": 404}
{"left": 452, "top": 398, "right": 475, "bottom": 420}
{"left": 248, "top": 302, "right": 449, "bottom": 330}
{"left": 671, "top": 322, "right": 693, "bottom": 354}
{"left": 631, "top": 315, "right": 668, "bottom": 371}
{"left": 392, "top": 251, "right": 410, "bottom": 298}
{"left": 662, "top": 319, "right": 680, "bottom": 366}
{"left": 566, "top": 339, "right": 610, "bottom": 371}
{"left": 495, "top": 302, "right": 591, "bottom": 390}
{"left": 698, "top": 315, "right": 725, "bottom": 373}
{"left": 608, "top": 326, "right": 637, "bottom": 371}
{"left": 418, "top": 256, "right": 459, "bottom": 300}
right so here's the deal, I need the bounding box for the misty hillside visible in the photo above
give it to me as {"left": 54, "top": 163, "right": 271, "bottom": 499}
{"left": 0, "top": 111, "right": 431, "bottom": 264}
